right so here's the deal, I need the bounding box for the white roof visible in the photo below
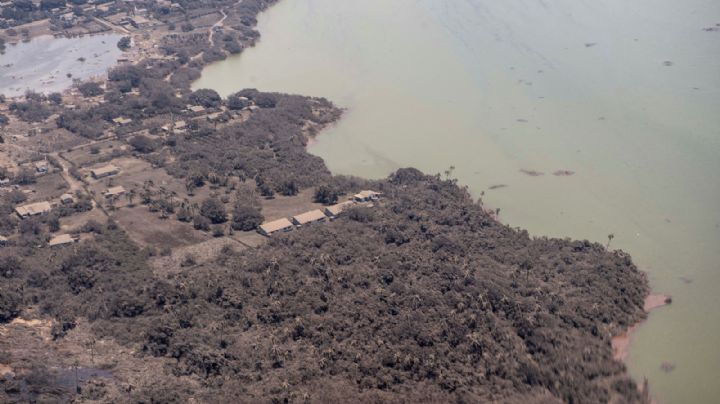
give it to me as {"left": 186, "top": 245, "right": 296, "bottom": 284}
{"left": 292, "top": 209, "right": 326, "bottom": 225}
{"left": 354, "top": 190, "right": 382, "bottom": 199}
{"left": 48, "top": 234, "right": 75, "bottom": 247}
{"left": 104, "top": 186, "right": 126, "bottom": 196}
{"left": 16, "top": 201, "right": 52, "bottom": 217}
{"left": 324, "top": 201, "right": 354, "bottom": 216}
{"left": 259, "top": 218, "right": 294, "bottom": 234}
{"left": 91, "top": 165, "right": 119, "bottom": 176}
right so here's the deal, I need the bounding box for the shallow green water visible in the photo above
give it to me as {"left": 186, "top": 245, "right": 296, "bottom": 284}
{"left": 193, "top": 0, "right": 720, "bottom": 402}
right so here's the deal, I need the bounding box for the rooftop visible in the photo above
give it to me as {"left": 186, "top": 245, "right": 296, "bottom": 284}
{"left": 91, "top": 165, "right": 119, "bottom": 177}
{"left": 324, "top": 201, "right": 355, "bottom": 216}
{"left": 292, "top": 209, "right": 326, "bottom": 225}
{"left": 259, "top": 218, "right": 294, "bottom": 234}
{"left": 15, "top": 201, "right": 52, "bottom": 217}
{"left": 48, "top": 234, "right": 75, "bottom": 247}
{"left": 104, "top": 186, "right": 126, "bottom": 197}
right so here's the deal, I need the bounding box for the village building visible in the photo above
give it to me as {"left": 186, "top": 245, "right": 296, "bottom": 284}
{"left": 112, "top": 117, "right": 133, "bottom": 126}
{"left": 258, "top": 218, "right": 294, "bottom": 236}
{"left": 48, "top": 234, "right": 76, "bottom": 248}
{"left": 34, "top": 160, "right": 49, "bottom": 173}
{"left": 187, "top": 105, "right": 206, "bottom": 115}
{"left": 60, "top": 194, "right": 75, "bottom": 205}
{"left": 292, "top": 209, "right": 327, "bottom": 226}
{"left": 324, "top": 200, "right": 355, "bottom": 218}
{"left": 104, "top": 186, "right": 126, "bottom": 199}
{"left": 15, "top": 201, "right": 52, "bottom": 219}
{"left": 91, "top": 165, "right": 120, "bottom": 179}
{"left": 0, "top": 236, "right": 8, "bottom": 246}
{"left": 353, "top": 190, "right": 383, "bottom": 202}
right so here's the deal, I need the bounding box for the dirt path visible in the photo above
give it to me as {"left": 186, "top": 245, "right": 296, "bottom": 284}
{"left": 209, "top": 0, "right": 243, "bottom": 47}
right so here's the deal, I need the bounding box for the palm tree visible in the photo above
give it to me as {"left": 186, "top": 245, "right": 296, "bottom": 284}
{"left": 607, "top": 233, "right": 615, "bottom": 249}
{"left": 126, "top": 189, "right": 136, "bottom": 206}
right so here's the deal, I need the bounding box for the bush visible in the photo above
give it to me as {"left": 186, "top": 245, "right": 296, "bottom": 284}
{"left": 77, "top": 81, "right": 104, "bottom": 97}
{"left": 200, "top": 198, "right": 227, "bottom": 224}
{"left": 231, "top": 205, "right": 263, "bottom": 231}
{"left": 0, "top": 287, "right": 20, "bottom": 322}
{"left": 129, "top": 135, "right": 159, "bottom": 153}
{"left": 189, "top": 89, "right": 221, "bottom": 108}
{"left": 193, "top": 215, "right": 211, "bottom": 231}
{"left": 117, "top": 36, "right": 131, "bottom": 50}
{"left": 314, "top": 185, "right": 340, "bottom": 205}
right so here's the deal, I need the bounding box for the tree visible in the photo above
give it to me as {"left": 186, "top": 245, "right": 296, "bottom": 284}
{"left": 48, "top": 92, "right": 63, "bottom": 104}
{"left": 0, "top": 287, "right": 20, "bottom": 322}
{"left": 117, "top": 36, "right": 131, "bottom": 50}
{"left": 200, "top": 198, "right": 227, "bottom": 224}
{"left": 279, "top": 179, "right": 298, "bottom": 196}
{"left": 77, "top": 81, "right": 104, "bottom": 97}
{"left": 314, "top": 185, "right": 339, "bottom": 205}
{"left": 189, "top": 89, "right": 221, "bottom": 108}
{"left": 48, "top": 214, "right": 61, "bottom": 233}
{"left": 226, "top": 94, "right": 249, "bottom": 110}
{"left": 129, "top": 135, "right": 158, "bottom": 153}
{"left": 193, "top": 215, "right": 211, "bottom": 231}
{"left": 231, "top": 205, "right": 263, "bottom": 231}
{"left": 607, "top": 234, "right": 615, "bottom": 249}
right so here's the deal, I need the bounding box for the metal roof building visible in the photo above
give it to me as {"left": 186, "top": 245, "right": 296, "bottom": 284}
{"left": 258, "top": 218, "right": 294, "bottom": 236}
{"left": 292, "top": 209, "right": 327, "bottom": 226}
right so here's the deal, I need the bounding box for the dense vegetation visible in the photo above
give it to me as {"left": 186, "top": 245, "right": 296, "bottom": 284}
{"left": 0, "top": 0, "right": 651, "bottom": 402}
{"left": 0, "top": 170, "right": 649, "bottom": 403}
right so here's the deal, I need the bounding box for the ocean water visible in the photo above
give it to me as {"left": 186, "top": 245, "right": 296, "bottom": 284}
{"left": 0, "top": 34, "right": 122, "bottom": 97}
{"left": 192, "top": 0, "right": 720, "bottom": 402}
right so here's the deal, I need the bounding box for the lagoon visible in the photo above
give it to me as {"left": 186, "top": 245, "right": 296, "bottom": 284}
{"left": 0, "top": 34, "right": 123, "bottom": 97}
{"left": 193, "top": 0, "right": 720, "bottom": 402}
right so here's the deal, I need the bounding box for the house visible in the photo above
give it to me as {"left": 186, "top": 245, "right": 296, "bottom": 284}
{"left": 187, "top": 105, "right": 206, "bottom": 115}
{"left": 91, "top": 165, "right": 119, "bottom": 179}
{"left": 60, "top": 194, "right": 75, "bottom": 205}
{"left": 258, "top": 218, "right": 294, "bottom": 236}
{"left": 0, "top": 236, "right": 8, "bottom": 246}
{"left": 291, "top": 209, "right": 327, "bottom": 226}
{"left": 104, "top": 186, "right": 126, "bottom": 199}
{"left": 323, "top": 201, "right": 355, "bottom": 218}
{"left": 112, "top": 117, "right": 133, "bottom": 126}
{"left": 0, "top": 178, "right": 10, "bottom": 187}
{"left": 353, "top": 190, "right": 382, "bottom": 202}
{"left": 15, "top": 201, "right": 52, "bottom": 218}
{"left": 48, "top": 234, "right": 76, "bottom": 247}
{"left": 34, "top": 160, "right": 49, "bottom": 173}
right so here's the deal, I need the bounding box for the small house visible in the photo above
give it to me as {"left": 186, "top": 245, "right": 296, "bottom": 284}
{"left": 15, "top": 201, "right": 52, "bottom": 219}
{"left": 0, "top": 236, "right": 8, "bottom": 246}
{"left": 258, "top": 218, "right": 294, "bottom": 236}
{"left": 112, "top": 117, "right": 133, "bottom": 126}
{"left": 187, "top": 105, "right": 206, "bottom": 115}
{"left": 323, "top": 201, "right": 355, "bottom": 218}
{"left": 34, "top": 160, "right": 49, "bottom": 173}
{"left": 91, "top": 165, "right": 119, "bottom": 179}
{"left": 60, "top": 194, "right": 75, "bottom": 205}
{"left": 291, "top": 209, "right": 327, "bottom": 226}
{"left": 353, "top": 190, "right": 382, "bottom": 202}
{"left": 48, "top": 234, "right": 76, "bottom": 248}
{"left": 104, "top": 186, "right": 126, "bottom": 199}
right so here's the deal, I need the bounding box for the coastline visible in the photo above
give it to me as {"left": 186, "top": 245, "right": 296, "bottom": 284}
{"left": 0, "top": 1, "right": 662, "bottom": 402}
{"left": 612, "top": 293, "right": 671, "bottom": 362}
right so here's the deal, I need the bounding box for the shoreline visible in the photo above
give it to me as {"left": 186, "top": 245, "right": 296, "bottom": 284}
{"left": 612, "top": 293, "right": 671, "bottom": 402}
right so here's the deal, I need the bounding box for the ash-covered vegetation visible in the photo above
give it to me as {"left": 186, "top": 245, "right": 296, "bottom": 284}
{"left": 0, "top": 170, "right": 649, "bottom": 403}
{"left": 0, "top": 0, "right": 651, "bottom": 402}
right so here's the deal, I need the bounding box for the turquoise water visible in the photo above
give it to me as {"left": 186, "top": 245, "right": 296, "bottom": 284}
{"left": 193, "top": 1, "right": 720, "bottom": 402}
